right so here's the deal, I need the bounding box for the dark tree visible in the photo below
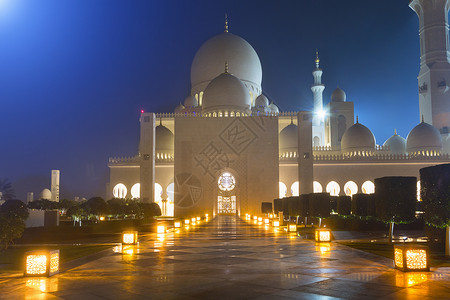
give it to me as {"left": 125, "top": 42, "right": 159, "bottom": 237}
{"left": 27, "top": 199, "right": 59, "bottom": 210}
{"left": 375, "top": 176, "right": 417, "bottom": 243}
{"left": 0, "top": 200, "right": 28, "bottom": 250}
{"left": 0, "top": 179, "right": 15, "bottom": 201}
{"left": 420, "top": 163, "right": 450, "bottom": 256}
{"left": 83, "top": 197, "right": 108, "bottom": 217}
{"left": 337, "top": 195, "right": 351, "bottom": 215}
{"left": 261, "top": 202, "right": 272, "bottom": 214}
{"left": 309, "top": 193, "right": 330, "bottom": 227}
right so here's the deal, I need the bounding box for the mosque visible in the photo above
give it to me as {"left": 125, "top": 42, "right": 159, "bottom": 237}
{"left": 108, "top": 0, "right": 450, "bottom": 218}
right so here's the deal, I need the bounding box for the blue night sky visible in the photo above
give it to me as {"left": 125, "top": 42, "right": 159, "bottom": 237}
{"left": 0, "top": 0, "right": 428, "bottom": 199}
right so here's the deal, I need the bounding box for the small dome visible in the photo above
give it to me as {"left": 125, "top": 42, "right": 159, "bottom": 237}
{"left": 406, "top": 121, "right": 442, "bottom": 154}
{"left": 202, "top": 72, "right": 251, "bottom": 114}
{"left": 39, "top": 189, "right": 52, "bottom": 200}
{"left": 331, "top": 87, "right": 346, "bottom": 102}
{"left": 341, "top": 121, "right": 376, "bottom": 153}
{"left": 268, "top": 102, "right": 279, "bottom": 114}
{"left": 191, "top": 32, "right": 262, "bottom": 96}
{"left": 255, "top": 94, "right": 269, "bottom": 107}
{"left": 279, "top": 123, "right": 298, "bottom": 150}
{"left": 174, "top": 103, "right": 185, "bottom": 113}
{"left": 383, "top": 131, "right": 407, "bottom": 155}
{"left": 184, "top": 95, "right": 198, "bottom": 108}
{"left": 156, "top": 124, "right": 174, "bottom": 152}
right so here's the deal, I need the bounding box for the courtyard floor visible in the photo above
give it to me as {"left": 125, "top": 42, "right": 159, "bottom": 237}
{"left": 0, "top": 216, "right": 449, "bottom": 299}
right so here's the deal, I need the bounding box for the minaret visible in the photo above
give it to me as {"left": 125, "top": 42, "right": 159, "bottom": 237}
{"left": 410, "top": 0, "right": 450, "bottom": 134}
{"left": 311, "top": 50, "right": 326, "bottom": 146}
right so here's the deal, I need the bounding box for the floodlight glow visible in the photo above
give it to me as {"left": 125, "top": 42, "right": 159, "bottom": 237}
{"left": 184, "top": 219, "right": 190, "bottom": 225}
{"left": 196, "top": 217, "right": 200, "bottom": 221}
{"left": 157, "top": 225, "right": 166, "bottom": 233}
{"left": 273, "top": 220, "right": 280, "bottom": 227}
{"left": 264, "top": 218, "right": 269, "bottom": 224}
{"left": 258, "top": 217, "right": 262, "bottom": 222}
{"left": 174, "top": 221, "right": 181, "bottom": 228}
{"left": 288, "top": 224, "right": 297, "bottom": 232}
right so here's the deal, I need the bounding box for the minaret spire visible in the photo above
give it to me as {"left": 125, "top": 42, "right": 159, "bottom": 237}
{"left": 315, "top": 49, "right": 320, "bottom": 69}
{"left": 224, "top": 14, "right": 229, "bottom": 33}
{"left": 225, "top": 61, "right": 229, "bottom": 73}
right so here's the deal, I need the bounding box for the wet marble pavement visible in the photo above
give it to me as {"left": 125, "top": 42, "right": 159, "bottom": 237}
{"left": 0, "top": 216, "right": 449, "bottom": 299}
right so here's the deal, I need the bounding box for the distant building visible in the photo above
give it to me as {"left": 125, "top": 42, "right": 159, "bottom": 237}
{"left": 27, "top": 192, "right": 34, "bottom": 203}
{"left": 51, "top": 170, "right": 60, "bottom": 202}
{"left": 108, "top": 2, "right": 450, "bottom": 218}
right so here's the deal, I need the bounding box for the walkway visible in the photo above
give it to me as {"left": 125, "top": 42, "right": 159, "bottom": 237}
{"left": 1, "top": 216, "right": 449, "bottom": 299}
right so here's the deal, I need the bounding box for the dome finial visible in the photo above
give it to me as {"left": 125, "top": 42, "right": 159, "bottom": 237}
{"left": 224, "top": 13, "right": 229, "bottom": 33}
{"left": 290, "top": 116, "right": 293, "bottom": 124}
{"left": 225, "top": 61, "right": 229, "bottom": 74}
{"left": 394, "top": 128, "right": 397, "bottom": 135}
{"left": 315, "top": 49, "right": 320, "bottom": 68}
{"left": 356, "top": 115, "right": 359, "bottom": 123}
{"left": 421, "top": 115, "right": 424, "bottom": 123}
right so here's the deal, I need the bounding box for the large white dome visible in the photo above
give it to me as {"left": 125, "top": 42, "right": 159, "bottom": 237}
{"left": 190, "top": 32, "right": 262, "bottom": 97}
{"left": 202, "top": 72, "right": 251, "bottom": 114}
{"left": 383, "top": 131, "right": 407, "bottom": 155}
{"left": 39, "top": 189, "right": 52, "bottom": 200}
{"left": 156, "top": 124, "right": 174, "bottom": 152}
{"left": 406, "top": 121, "right": 442, "bottom": 155}
{"left": 341, "top": 121, "right": 376, "bottom": 154}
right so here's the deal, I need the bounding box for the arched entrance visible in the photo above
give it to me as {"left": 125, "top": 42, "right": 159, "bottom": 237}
{"left": 217, "top": 172, "right": 236, "bottom": 215}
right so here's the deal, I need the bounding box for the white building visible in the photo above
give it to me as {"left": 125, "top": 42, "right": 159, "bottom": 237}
{"left": 108, "top": 2, "right": 450, "bottom": 218}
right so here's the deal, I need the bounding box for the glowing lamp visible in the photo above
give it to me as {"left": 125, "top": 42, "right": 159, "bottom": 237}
{"left": 122, "top": 231, "right": 138, "bottom": 245}
{"left": 394, "top": 244, "right": 429, "bottom": 272}
{"left": 157, "top": 225, "right": 166, "bottom": 234}
{"left": 184, "top": 219, "right": 190, "bottom": 225}
{"left": 205, "top": 214, "right": 209, "bottom": 218}
{"left": 99, "top": 216, "right": 105, "bottom": 221}
{"left": 288, "top": 224, "right": 297, "bottom": 232}
{"left": 253, "top": 216, "right": 258, "bottom": 220}
{"left": 258, "top": 217, "right": 262, "bottom": 222}
{"left": 174, "top": 221, "right": 181, "bottom": 228}
{"left": 264, "top": 218, "right": 270, "bottom": 224}
{"left": 273, "top": 220, "right": 280, "bottom": 227}
{"left": 196, "top": 217, "right": 200, "bottom": 221}
{"left": 269, "top": 214, "right": 273, "bottom": 219}
{"left": 191, "top": 218, "right": 196, "bottom": 223}
{"left": 24, "top": 250, "right": 60, "bottom": 277}
{"left": 315, "top": 228, "right": 331, "bottom": 242}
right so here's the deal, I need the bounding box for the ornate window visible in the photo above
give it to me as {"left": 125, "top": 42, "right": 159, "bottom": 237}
{"left": 218, "top": 172, "right": 236, "bottom": 191}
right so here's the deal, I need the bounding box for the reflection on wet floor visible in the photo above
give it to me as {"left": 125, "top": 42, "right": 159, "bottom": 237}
{"left": 0, "top": 216, "right": 449, "bottom": 299}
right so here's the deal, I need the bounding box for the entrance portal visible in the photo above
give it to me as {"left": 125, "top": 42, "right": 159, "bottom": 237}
{"left": 217, "top": 172, "right": 236, "bottom": 215}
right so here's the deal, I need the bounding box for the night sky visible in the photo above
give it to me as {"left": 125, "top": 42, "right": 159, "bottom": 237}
{"left": 0, "top": 0, "right": 428, "bottom": 200}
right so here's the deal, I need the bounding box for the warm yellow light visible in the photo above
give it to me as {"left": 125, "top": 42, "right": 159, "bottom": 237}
{"left": 157, "top": 233, "right": 165, "bottom": 242}
{"left": 395, "top": 248, "right": 404, "bottom": 268}
{"left": 264, "top": 218, "right": 270, "bottom": 224}
{"left": 174, "top": 221, "right": 181, "bottom": 228}
{"left": 122, "top": 232, "right": 138, "bottom": 245}
{"left": 205, "top": 214, "right": 209, "bottom": 218}
{"left": 196, "top": 217, "right": 201, "bottom": 221}
{"left": 191, "top": 218, "right": 196, "bottom": 222}
{"left": 273, "top": 220, "right": 280, "bottom": 227}
{"left": 157, "top": 225, "right": 166, "bottom": 234}
{"left": 253, "top": 216, "right": 258, "bottom": 220}
{"left": 258, "top": 217, "right": 262, "bottom": 222}
{"left": 395, "top": 272, "right": 429, "bottom": 287}
{"left": 288, "top": 224, "right": 297, "bottom": 232}
{"left": 99, "top": 216, "right": 105, "bottom": 221}
{"left": 315, "top": 229, "right": 331, "bottom": 242}
{"left": 393, "top": 245, "right": 429, "bottom": 272}
{"left": 269, "top": 214, "right": 273, "bottom": 219}
{"left": 184, "top": 219, "right": 190, "bottom": 225}
{"left": 25, "top": 250, "right": 60, "bottom": 277}
{"left": 26, "top": 255, "right": 47, "bottom": 275}
{"left": 406, "top": 249, "right": 427, "bottom": 269}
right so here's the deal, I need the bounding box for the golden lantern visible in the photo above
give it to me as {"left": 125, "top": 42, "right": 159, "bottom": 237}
{"left": 264, "top": 218, "right": 270, "bottom": 224}
{"left": 394, "top": 244, "right": 429, "bottom": 272}
{"left": 273, "top": 220, "right": 280, "bottom": 227}
{"left": 157, "top": 225, "right": 166, "bottom": 234}
{"left": 122, "top": 231, "right": 138, "bottom": 245}
{"left": 315, "top": 228, "right": 331, "bottom": 242}
{"left": 184, "top": 219, "right": 190, "bottom": 225}
{"left": 288, "top": 224, "right": 297, "bottom": 232}
{"left": 258, "top": 217, "right": 263, "bottom": 222}
{"left": 174, "top": 221, "right": 181, "bottom": 228}
{"left": 253, "top": 216, "right": 258, "bottom": 220}
{"left": 24, "top": 250, "right": 60, "bottom": 277}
